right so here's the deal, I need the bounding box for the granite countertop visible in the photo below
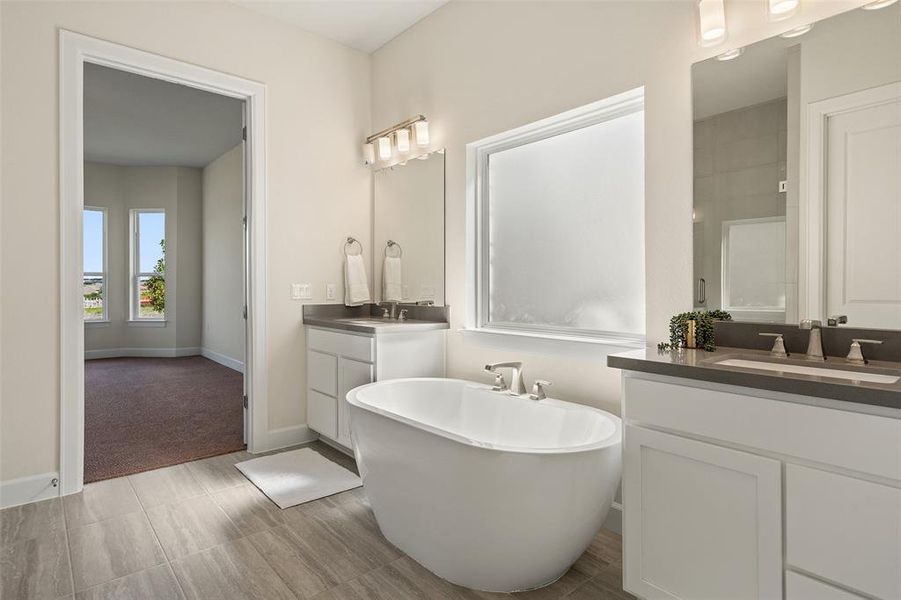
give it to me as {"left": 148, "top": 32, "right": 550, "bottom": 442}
{"left": 303, "top": 315, "right": 449, "bottom": 334}
{"left": 608, "top": 346, "right": 901, "bottom": 410}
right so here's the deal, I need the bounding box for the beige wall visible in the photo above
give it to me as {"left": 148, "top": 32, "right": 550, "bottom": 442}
{"left": 83, "top": 162, "right": 203, "bottom": 354}
{"left": 0, "top": 1, "right": 371, "bottom": 482}
{"left": 202, "top": 144, "right": 245, "bottom": 366}
{"left": 370, "top": 0, "right": 868, "bottom": 416}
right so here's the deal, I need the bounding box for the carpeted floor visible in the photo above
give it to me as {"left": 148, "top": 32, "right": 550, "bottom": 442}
{"left": 84, "top": 356, "right": 245, "bottom": 483}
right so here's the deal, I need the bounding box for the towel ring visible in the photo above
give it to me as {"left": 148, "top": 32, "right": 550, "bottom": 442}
{"left": 344, "top": 236, "right": 363, "bottom": 256}
{"left": 386, "top": 240, "right": 403, "bottom": 258}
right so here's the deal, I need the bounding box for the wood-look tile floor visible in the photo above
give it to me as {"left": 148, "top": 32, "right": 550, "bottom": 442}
{"left": 0, "top": 442, "right": 634, "bottom": 600}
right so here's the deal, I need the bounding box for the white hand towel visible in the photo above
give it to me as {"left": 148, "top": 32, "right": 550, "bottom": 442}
{"left": 344, "top": 253, "right": 371, "bottom": 306}
{"left": 383, "top": 256, "right": 403, "bottom": 302}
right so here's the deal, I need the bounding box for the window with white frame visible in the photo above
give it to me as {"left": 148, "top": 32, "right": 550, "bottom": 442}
{"left": 130, "top": 209, "right": 166, "bottom": 321}
{"left": 468, "top": 89, "right": 646, "bottom": 343}
{"left": 83, "top": 207, "right": 107, "bottom": 321}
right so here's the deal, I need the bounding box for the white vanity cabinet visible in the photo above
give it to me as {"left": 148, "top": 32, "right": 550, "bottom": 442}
{"left": 621, "top": 372, "right": 901, "bottom": 600}
{"left": 305, "top": 326, "right": 445, "bottom": 451}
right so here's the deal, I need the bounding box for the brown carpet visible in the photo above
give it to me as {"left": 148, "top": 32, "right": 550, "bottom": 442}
{"left": 84, "top": 356, "right": 245, "bottom": 483}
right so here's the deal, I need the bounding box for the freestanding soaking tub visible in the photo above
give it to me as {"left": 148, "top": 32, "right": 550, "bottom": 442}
{"left": 346, "top": 377, "right": 622, "bottom": 592}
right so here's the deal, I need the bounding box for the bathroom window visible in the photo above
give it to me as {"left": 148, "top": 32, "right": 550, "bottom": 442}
{"left": 130, "top": 209, "right": 166, "bottom": 321}
{"left": 721, "top": 217, "right": 786, "bottom": 315}
{"left": 83, "top": 207, "right": 107, "bottom": 321}
{"left": 467, "top": 88, "right": 646, "bottom": 344}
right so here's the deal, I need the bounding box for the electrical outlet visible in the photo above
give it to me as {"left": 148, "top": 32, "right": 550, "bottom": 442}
{"left": 326, "top": 283, "right": 337, "bottom": 301}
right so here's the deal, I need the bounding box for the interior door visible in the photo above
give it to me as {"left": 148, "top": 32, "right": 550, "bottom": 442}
{"left": 825, "top": 91, "right": 901, "bottom": 328}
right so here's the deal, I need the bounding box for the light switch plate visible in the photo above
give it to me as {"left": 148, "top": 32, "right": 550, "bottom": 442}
{"left": 326, "top": 283, "right": 337, "bottom": 301}
{"left": 291, "top": 283, "right": 302, "bottom": 300}
{"left": 292, "top": 283, "right": 312, "bottom": 300}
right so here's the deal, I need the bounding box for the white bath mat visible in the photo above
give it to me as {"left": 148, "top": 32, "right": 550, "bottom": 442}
{"left": 235, "top": 448, "right": 362, "bottom": 509}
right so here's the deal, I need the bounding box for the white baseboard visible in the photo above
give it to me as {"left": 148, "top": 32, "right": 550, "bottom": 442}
{"left": 201, "top": 347, "right": 245, "bottom": 373}
{"left": 254, "top": 424, "right": 318, "bottom": 454}
{"left": 603, "top": 501, "right": 623, "bottom": 534}
{"left": 85, "top": 347, "right": 201, "bottom": 360}
{"left": 0, "top": 472, "right": 60, "bottom": 509}
{"left": 318, "top": 435, "right": 354, "bottom": 457}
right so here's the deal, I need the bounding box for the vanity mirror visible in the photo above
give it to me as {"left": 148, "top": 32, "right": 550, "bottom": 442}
{"left": 373, "top": 151, "right": 445, "bottom": 305}
{"left": 691, "top": 4, "right": 900, "bottom": 328}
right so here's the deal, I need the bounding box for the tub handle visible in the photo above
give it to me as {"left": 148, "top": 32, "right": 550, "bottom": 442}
{"left": 484, "top": 368, "right": 508, "bottom": 392}
{"left": 529, "top": 380, "right": 552, "bottom": 401}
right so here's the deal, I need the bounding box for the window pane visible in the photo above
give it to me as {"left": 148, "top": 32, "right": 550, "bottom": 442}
{"left": 138, "top": 212, "right": 165, "bottom": 273}
{"left": 138, "top": 275, "right": 165, "bottom": 319}
{"left": 83, "top": 209, "right": 104, "bottom": 273}
{"left": 83, "top": 276, "right": 104, "bottom": 320}
{"left": 487, "top": 110, "right": 645, "bottom": 335}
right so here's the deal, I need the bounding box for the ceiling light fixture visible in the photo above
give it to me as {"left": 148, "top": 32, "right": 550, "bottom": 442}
{"left": 716, "top": 47, "right": 744, "bottom": 61}
{"left": 862, "top": 0, "right": 898, "bottom": 9}
{"left": 780, "top": 23, "right": 813, "bottom": 38}
{"left": 698, "top": 0, "right": 727, "bottom": 46}
{"left": 363, "top": 114, "right": 428, "bottom": 164}
{"left": 768, "top": 0, "right": 799, "bottom": 19}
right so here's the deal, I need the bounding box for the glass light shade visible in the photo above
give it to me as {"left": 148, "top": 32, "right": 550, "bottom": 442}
{"left": 716, "top": 47, "right": 743, "bottom": 61}
{"left": 396, "top": 128, "right": 411, "bottom": 153}
{"left": 414, "top": 120, "right": 430, "bottom": 147}
{"left": 768, "top": 0, "right": 799, "bottom": 19}
{"left": 377, "top": 136, "right": 392, "bottom": 160}
{"left": 862, "top": 0, "right": 898, "bottom": 9}
{"left": 363, "top": 143, "right": 375, "bottom": 165}
{"left": 780, "top": 23, "right": 812, "bottom": 38}
{"left": 698, "top": 0, "right": 726, "bottom": 46}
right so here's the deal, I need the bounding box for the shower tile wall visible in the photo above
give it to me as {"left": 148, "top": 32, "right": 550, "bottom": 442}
{"left": 693, "top": 98, "right": 788, "bottom": 317}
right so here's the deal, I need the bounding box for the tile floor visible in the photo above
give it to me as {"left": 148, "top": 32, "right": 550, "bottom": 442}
{"left": 0, "top": 442, "right": 633, "bottom": 600}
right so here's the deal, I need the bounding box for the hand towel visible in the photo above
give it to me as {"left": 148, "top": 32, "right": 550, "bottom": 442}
{"left": 383, "top": 256, "right": 403, "bottom": 302}
{"left": 344, "top": 253, "right": 371, "bottom": 306}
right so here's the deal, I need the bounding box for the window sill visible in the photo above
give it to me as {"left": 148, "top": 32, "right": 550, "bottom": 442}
{"left": 84, "top": 319, "right": 110, "bottom": 327}
{"left": 127, "top": 319, "right": 167, "bottom": 328}
{"left": 459, "top": 326, "right": 645, "bottom": 357}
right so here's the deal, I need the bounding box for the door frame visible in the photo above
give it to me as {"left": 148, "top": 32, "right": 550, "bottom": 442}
{"left": 59, "top": 30, "right": 269, "bottom": 496}
{"left": 800, "top": 81, "right": 901, "bottom": 322}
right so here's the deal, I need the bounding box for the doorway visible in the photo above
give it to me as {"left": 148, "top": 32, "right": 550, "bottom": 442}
{"left": 59, "top": 31, "right": 268, "bottom": 495}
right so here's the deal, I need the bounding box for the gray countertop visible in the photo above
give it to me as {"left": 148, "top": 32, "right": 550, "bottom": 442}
{"left": 303, "top": 315, "right": 449, "bottom": 334}
{"left": 608, "top": 346, "right": 901, "bottom": 410}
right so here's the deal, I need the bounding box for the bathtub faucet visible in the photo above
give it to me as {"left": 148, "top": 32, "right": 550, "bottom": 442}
{"left": 484, "top": 362, "right": 527, "bottom": 395}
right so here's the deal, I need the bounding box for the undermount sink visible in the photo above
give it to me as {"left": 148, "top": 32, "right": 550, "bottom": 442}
{"left": 714, "top": 358, "right": 901, "bottom": 385}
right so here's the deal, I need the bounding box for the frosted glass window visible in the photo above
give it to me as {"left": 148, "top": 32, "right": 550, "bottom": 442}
{"left": 481, "top": 104, "right": 645, "bottom": 339}
{"left": 722, "top": 218, "right": 786, "bottom": 311}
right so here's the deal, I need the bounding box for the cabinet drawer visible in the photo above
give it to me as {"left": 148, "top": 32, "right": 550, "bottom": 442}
{"left": 307, "top": 390, "right": 337, "bottom": 440}
{"left": 786, "top": 464, "right": 901, "bottom": 599}
{"left": 307, "top": 350, "right": 337, "bottom": 396}
{"left": 307, "top": 327, "right": 374, "bottom": 363}
{"left": 786, "top": 572, "right": 865, "bottom": 600}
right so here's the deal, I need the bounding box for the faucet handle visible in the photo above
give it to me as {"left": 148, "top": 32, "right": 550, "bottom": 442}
{"left": 529, "top": 380, "right": 552, "bottom": 401}
{"left": 759, "top": 333, "right": 788, "bottom": 358}
{"left": 398, "top": 308, "right": 409, "bottom": 321}
{"left": 847, "top": 339, "right": 883, "bottom": 365}
{"left": 485, "top": 369, "right": 508, "bottom": 392}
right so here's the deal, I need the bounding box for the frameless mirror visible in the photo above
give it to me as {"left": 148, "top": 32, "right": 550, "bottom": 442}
{"left": 373, "top": 151, "right": 445, "bottom": 305}
{"left": 692, "top": 4, "right": 901, "bottom": 328}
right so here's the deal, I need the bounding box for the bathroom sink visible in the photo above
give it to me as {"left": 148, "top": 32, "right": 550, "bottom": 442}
{"left": 713, "top": 358, "right": 900, "bottom": 384}
{"left": 337, "top": 318, "right": 396, "bottom": 325}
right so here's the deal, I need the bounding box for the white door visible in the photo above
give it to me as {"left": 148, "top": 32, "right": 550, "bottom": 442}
{"left": 337, "top": 357, "right": 373, "bottom": 448}
{"left": 623, "top": 425, "right": 782, "bottom": 600}
{"left": 825, "top": 89, "right": 901, "bottom": 328}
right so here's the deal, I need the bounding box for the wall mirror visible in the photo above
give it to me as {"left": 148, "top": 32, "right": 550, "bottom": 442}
{"left": 691, "top": 4, "right": 900, "bottom": 329}
{"left": 373, "top": 151, "right": 446, "bottom": 305}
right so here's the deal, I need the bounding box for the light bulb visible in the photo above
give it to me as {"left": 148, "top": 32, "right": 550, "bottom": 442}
{"left": 780, "top": 23, "right": 812, "bottom": 38}
{"left": 768, "top": 0, "right": 799, "bottom": 19}
{"left": 414, "top": 120, "right": 430, "bottom": 147}
{"left": 362, "top": 143, "right": 375, "bottom": 165}
{"left": 396, "top": 128, "right": 410, "bottom": 153}
{"left": 698, "top": 0, "right": 726, "bottom": 46}
{"left": 377, "top": 136, "right": 392, "bottom": 161}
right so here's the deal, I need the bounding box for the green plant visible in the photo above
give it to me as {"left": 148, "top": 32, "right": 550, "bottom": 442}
{"left": 145, "top": 239, "right": 166, "bottom": 313}
{"left": 657, "top": 309, "right": 732, "bottom": 352}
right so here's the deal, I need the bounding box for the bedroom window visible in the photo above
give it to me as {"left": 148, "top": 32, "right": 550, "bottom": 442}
{"left": 83, "top": 207, "right": 108, "bottom": 321}
{"left": 130, "top": 209, "right": 166, "bottom": 321}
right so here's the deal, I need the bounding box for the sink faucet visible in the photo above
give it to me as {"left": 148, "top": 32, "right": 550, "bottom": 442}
{"left": 759, "top": 333, "right": 788, "bottom": 358}
{"left": 846, "top": 338, "right": 882, "bottom": 365}
{"left": 800, "top": 320, "right": 825, "bottom": 361}
{"left": 378, "top": 301, "right": 398, "bottom": 319}
{"left": 484, "top": 362, "right": 526, "bottom": 395}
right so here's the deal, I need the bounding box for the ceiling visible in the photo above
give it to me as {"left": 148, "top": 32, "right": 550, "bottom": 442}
{"left": 232, "top": 0, "right": 449, "bottom": 53}
{"left": 84, "top": 63, "right": 244, "bottom": 167}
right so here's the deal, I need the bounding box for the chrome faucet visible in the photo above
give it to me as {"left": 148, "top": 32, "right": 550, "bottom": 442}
{"left": 529, "top": 380, "right": 552, "bottom": 401}
{"left": 484, "top": 362, "right": 526, "bottom": 395}
{"left": 759, "top": 333, "right": 788, "bottom": 358}
{"left": 846, "top": 338, "right": 882, "bottom": 365}
{"left": 800, "top": 320, "right": 825, "bottom": 361}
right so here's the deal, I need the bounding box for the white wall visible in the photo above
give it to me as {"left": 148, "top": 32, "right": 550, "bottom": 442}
{"left": 83, "top": 162, "right": 203, "bottom": 356}
{"left": 202, "top": 144, "right": 245, "bottom": 368}
{"left": 370, "top": 0, "right": 869, "bottom": 416}
{"left": 0, "top": 1, "right": 371, "bottom": 483}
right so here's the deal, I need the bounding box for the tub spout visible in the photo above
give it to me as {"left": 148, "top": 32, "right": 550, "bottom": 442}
{"left": 485, "top": 362, "right": 526, "bottom": 395}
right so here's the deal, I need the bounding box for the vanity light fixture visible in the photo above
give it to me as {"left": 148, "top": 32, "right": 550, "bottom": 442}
{"left": 414, "top": 120, "right": 430, "bottom": 147}
{"left": 862, "top": 0, "right": 898, "bottom": 9}
{"left": 767, "top": 0, "right": 799, "bottom": 20}
{"left": 697, "top": 0, "right": 727, "bottom": 46}
{"left": 364, "top": 114, "right": 428, "bottom": 164}
{"left": 780, "top": 23, "right": 813, "bottom": 38}
{"left": 377, "top": 136, "right": 392, "bottom": 161}
{"left": 396, "top": 128, "right": 411, "bottom": 153}
{"left": 362, "top": 143, "right": 376, "bottom": 165}
{"left": 716, "top": 47, "right": 744, "bottom": 61}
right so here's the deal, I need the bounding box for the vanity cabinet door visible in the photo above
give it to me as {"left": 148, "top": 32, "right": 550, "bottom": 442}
{"left": 623, "top": 425, "right": 782, "bottom": 600}
{"left": 337, "top": 357, "right": 373, "bottom": 448}
{"left": 308, "top": 390, "right": 337, "bottom": 440}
